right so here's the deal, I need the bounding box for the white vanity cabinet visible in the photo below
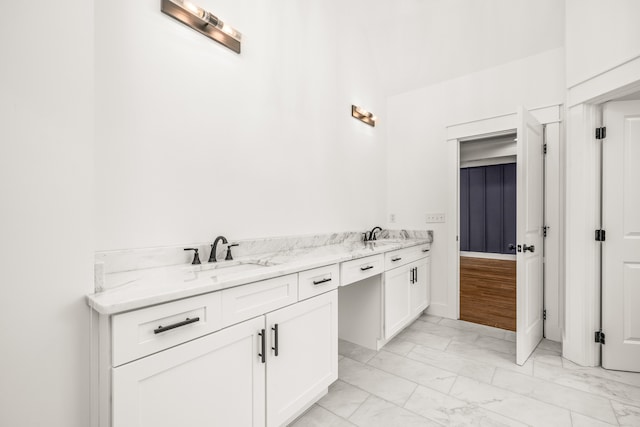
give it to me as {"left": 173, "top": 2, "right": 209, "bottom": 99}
{"left": 97, "top": 274, "right": 337, "bottom": 427}
{"left": 266, "top": 290, "right": 338, "bottom": 427}
{"left": 112, "top": 316, "right": 265, "bottom": 427}
{"left": 384, "top": 245, "right": 431, "bottom": 340}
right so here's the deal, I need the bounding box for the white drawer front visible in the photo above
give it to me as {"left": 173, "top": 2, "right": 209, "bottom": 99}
{"left": 385, "top": 244, "right": 431, "bottom": 270}
{"left": 112, "top": 292, "right": 222, "bottom": 367}
{"left": 298, "top": 264, "right": 339, "bottom": 300}
{"left": 340, "top": 254, "right": 384, "bottom": 286}
{"left": 221, "top": 274, "right": 298, "bottom": 327}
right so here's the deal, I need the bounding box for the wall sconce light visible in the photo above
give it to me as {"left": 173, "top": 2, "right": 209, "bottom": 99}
{"left": 161, "top": 0, "right": 242, "bottom": 53}
{"left": 352, "top": 105, "right": 377, "bottom": 127}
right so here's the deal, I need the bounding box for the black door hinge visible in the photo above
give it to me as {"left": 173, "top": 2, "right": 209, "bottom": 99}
{"left": 595, "top": 127, "right": 607, "bottom": 140}
{"left": 595, "top": 331, "right": 605, "bottom": 344}
{"left": 543, "top": 143, "right": 547, "bottom": 154}
{"left": 543, "top": 309, "right": 547, "bottom": 320}
{"left": 595, "top": 229, "right": 606, "bottom": 241}
{"left": 543, "top": 226, "right": 549, "bottom": 237}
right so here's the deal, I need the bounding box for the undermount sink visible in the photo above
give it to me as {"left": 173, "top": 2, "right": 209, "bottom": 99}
{"left": 365, "top": 239, "right": 405, "bottom": 246}
{"left": 183, "top": 261, "right": 274, "bottom": 281}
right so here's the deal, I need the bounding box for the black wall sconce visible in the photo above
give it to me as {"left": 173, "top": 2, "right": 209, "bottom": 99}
{"left": 352, "top": 105, "right": 377, "bottom": 127}
{"left": 161, "top": 0, "right": 242, "bottom": 53}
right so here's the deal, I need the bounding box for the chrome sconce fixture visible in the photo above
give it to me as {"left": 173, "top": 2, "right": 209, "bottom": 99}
{"left": 351, "top": 105, "right": 377, "bottom": 127}
{"left": 161, "top": 0, "right": 242, "bottom": 53}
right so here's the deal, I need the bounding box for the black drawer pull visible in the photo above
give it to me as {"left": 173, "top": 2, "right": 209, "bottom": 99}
{"left": 154, "top": 317, "right": 200, "bottom": 334}
{"left": 410, "top": 267, "right": 415, "bottom": 284}
{"left": 391, "top": 257, "right": 402, "bottom": 262}
{"left": 271, "top": 324, "right": 279, "bottom": 356}
{"left": 422, "top": 249, "right": 430, "bottom": 253}
{"left": 258, "top": 329, "right": 266, "bottom": 363}
{"left": 360, "top": 265, "right": 374, "bottom": 271}
{"left": 312, "top": 277, "right": 332, "bottom": 285}
{"left": 414, "top": 267, "right": 418, "bottom": 282}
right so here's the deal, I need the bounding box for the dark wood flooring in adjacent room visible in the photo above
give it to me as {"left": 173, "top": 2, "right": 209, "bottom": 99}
{"left": 460, "top": 256, "right": 516, "bottom": 331}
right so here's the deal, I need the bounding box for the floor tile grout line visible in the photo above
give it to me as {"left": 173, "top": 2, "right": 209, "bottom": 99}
{"left": 607, "top": 398, "right": 622, "bottom": 426}
{"left": 475, "top": 369, "right": 623, "bottom": 425}
{"left": 532, "top": 359, "right": 640, "bottom": 405}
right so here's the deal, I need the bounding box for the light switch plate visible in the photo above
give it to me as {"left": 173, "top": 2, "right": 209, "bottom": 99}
{"left": 425, "top": 213, "right": 445, "bottom": 223}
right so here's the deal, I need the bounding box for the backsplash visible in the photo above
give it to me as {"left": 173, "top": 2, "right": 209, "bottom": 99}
{"left": 94, "top": 229, "right": 433, "bottom": 291}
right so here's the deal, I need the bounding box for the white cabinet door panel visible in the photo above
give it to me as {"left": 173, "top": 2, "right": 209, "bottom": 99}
{"left": 113, "top": 317, "right": 265, "bottom": 427}
{"left": 384, "top": 264, "right": 412, "bottom": 339}
{"left": 266, "top": 290, "right": 338, "bottom": 427}
{"left": 411, "top": 257, "right": 430, "bottom": 315}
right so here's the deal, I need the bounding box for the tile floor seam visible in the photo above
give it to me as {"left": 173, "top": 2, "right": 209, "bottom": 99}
{"left": 365, "top": 350, "right": 460, "bottom": 394}
{"left": 533, "top": 359, "right": 640, "bottom": 404}
{"left": 347, "top": 389, "right": 438, "bottom": 426}
{"left": 608, "top": 398, "right": 622, "bottom": 426}
{"left": 451, "top": 375, "right": 576, "bottom": 426}
{"left": 316, "top": 403, "right": 359, "bottom": 427}
{"left": 399, "top": 393, "right": 448, "bottom": 427}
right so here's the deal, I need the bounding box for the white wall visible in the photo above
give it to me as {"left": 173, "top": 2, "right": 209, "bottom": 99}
{"left": 386, "top": 48, "right": 565, "bottom": 318}
{"left": 566, "top": 0, "right": 640, "bottom": 88}
{"left": 0, "top": 1, "right": 94, "bottom": 426}
{"left": 95, "top": 0, "right": 388, "bottom": 251}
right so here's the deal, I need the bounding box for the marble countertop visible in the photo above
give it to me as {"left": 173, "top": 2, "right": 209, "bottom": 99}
{"left": 86, "top": 238, "right": 430, "bottom": 315}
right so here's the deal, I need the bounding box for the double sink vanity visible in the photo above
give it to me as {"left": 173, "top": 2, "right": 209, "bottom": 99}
{"left": 88, "top": 230, "right": 432, "bottom": 427}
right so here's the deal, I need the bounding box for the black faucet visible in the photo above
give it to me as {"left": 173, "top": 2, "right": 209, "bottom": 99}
{"left": 364, "top": 226, "right": 383, "bottom": 242}
{"left": 208, "top": 236, "right": 228, "bottom": 263}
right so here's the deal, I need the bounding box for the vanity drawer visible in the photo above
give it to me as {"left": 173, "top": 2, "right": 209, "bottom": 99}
{"left": 112, "top": 292, "right": 222, "bottom": 367}
{"left": 385, "top": 244, "right": 431, "bottom": 269}
{"left": 221, "top": 274, "right": 298, "bottom": 327}
{"left": 341, "top": 254, "right": 384, "bottom": 286}
{"left": 298, "top": 264, "right": 340, "bottom": 300}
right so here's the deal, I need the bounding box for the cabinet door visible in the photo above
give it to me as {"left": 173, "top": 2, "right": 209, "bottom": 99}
{"left": 113, "top": 316, "right": 265, "bottom": 427}
{"left": 265, "top": 290, "right": 338, "bottom": 427}
{"left": 411, "top": 257, "right": 430, "bottom": 315}
{"left": 384, "top": 264, "right": 412, "bottom": 339}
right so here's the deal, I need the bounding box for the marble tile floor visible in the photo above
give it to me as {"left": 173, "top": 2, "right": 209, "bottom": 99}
{"left": 290, "top": 315, "right": 640, "bottom": 427}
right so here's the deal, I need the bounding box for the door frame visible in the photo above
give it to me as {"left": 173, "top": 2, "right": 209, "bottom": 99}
{"left": 564, "top": 56, "right": 640, "bottom": 367}
{"left": 444, "top": 105, "right": 562, "bottom": 340}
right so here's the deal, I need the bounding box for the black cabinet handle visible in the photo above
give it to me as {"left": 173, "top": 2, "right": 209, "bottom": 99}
{"left": 523, "top": 244, "right": 535, "bottom": 253}
{"left": 360, "top": 265, "right": 374, "bottom": 271}
{"left": 271, "top": 324, "right": 279, "bottom": 356}
{"left": 154, "top": 317, "right": 200, "bottom": 334}
{"left": 258, "top": 329, "right": 266, "bottom": 363}
{"left": 312, "top": 277, "right": 332, "bottom": 285}
{"left": 410, "top": 267, "right": 414, "bottom": 284}
{"left": 414, "top": 267, "right": 418, "bottom": 283}
{"left": 391, "top": 257, "right": 402, "bottom": 262}
{"left": 422, "top": 249, "right": 430, "bottom": 253}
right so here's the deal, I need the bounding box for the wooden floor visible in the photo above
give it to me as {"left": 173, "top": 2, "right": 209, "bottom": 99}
{"left": 460, "top": 256, "right": 516, "bottom": 331}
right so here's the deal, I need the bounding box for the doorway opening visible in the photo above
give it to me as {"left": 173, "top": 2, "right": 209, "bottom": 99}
{"left": 446, "top": 106, "right": 555, "bottom": 365}
{"left": 459, "top": 134, "right": 517, "bottom": 332}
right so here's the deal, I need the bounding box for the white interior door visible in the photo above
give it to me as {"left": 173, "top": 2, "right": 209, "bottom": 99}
{"left": 602, "top": 100, "right": 640, "bottom": 372}
{"left": 516, "top": 106, "right": 544, "bottom": 366}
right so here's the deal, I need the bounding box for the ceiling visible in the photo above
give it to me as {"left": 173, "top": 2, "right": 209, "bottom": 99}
{"left": 340, "top": 0, "right": 566, "bottom": 96}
